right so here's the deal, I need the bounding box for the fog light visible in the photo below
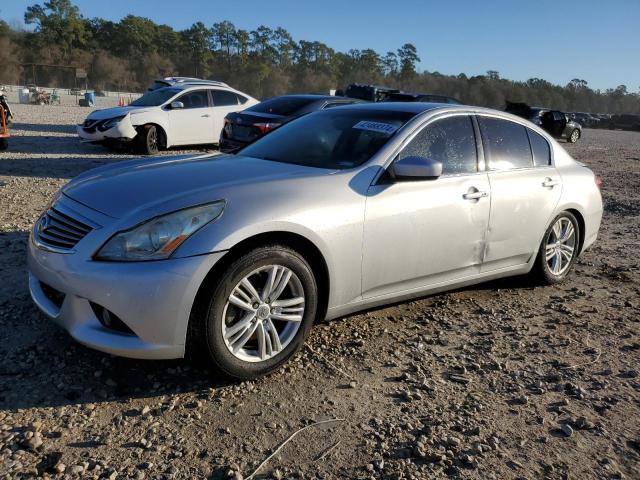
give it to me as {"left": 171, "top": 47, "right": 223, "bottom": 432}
{"left": 90, "top": 302, "right": 135, "bottom": 335}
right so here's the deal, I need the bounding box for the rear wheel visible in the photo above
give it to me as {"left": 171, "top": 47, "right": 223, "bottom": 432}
{"left": 190, "top": 245, "right": 318, "bottom": 380}
{"left": 136, "top": 124, "right": 161, "bottom": 155}
{"left": 568, "top": 128, "right": 580, "bottom": 143}
{"left": 532, "top": 212, "right": 580, "bottom": 284}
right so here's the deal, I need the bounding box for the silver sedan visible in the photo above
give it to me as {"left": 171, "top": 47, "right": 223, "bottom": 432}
{"left": 28, "top": 103, "right": 603, "bottom": 379}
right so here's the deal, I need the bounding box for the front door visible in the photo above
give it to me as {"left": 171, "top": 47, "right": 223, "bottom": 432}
{"left": 362, "top": 114, "right": 491, "bottom": 299}
{"left": 476, "top": 116, "right": 562, "bottom": 271}
{"left": 168, "top": 89, "right": 214, "bottom": 145}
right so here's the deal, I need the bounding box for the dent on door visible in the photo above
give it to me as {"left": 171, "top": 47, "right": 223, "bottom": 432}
{"left": 482, "top": 169, "right": 562, "bottom": 271}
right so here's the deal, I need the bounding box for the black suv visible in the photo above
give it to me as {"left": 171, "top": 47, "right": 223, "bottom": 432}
{"left": 506, "top": 102, "right": 582, "bottom": 143}
{"left": 343, "top": 84, "right": 399, "bottom": 102}
{"left": 383, "top": 92, "right": 461, "bottom": 104}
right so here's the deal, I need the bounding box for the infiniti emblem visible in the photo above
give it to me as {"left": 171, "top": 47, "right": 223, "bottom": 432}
{"left": 38, "top": 215, "right": 49, "bottom": 232}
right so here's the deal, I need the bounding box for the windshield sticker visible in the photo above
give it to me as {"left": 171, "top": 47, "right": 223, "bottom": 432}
{"left": 353, "top": 120, "right": 399, "bottom": 135}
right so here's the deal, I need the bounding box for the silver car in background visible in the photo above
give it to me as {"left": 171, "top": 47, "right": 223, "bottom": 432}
{"left": 28, "top": 103, "right": 603, "bottom": 379}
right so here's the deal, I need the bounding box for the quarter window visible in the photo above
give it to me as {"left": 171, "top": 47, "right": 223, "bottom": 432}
{"left": 527, "top": 128, "right": 551, "bottom": 166}
{"left": 478, "top": 117, "right": 533, "bottom": 170}
{"left": 212, "top": 89, "right": 239, "bottom": 106}
{"left": 399, "top": 115, "right": 477, "bottom": 175}
{"left": 176, "top": 90, "right": 209, "bottom": 109}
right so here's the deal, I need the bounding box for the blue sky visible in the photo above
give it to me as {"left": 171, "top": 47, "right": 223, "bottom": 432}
{"left": 2, "top": 0, "right": 639, "bottom": 91}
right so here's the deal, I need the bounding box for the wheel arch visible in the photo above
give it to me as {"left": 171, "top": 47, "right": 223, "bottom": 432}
{"left": 188, "top": 231, "right": 331, "bottom": 344}
{"left": 564, "top": 208, "right": 586, "bottom": 255}
{"left": 135, "top": 122, "right": 167, "bottom": 149}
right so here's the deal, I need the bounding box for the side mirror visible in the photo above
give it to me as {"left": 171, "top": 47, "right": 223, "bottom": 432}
{"left": 170, "top": 101, "right": 184, "bottom": 109}
{"left": 391, "top": 156, "right": 443, "bottom": 180}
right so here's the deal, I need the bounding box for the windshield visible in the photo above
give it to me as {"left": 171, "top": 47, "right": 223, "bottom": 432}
{"left": 241, "top": 109, "right": 415, "bottom": 169}
{"left": 248, "top": 96, "right": 316, "bottom": 116}
{"left": 130, "top": 88, "right": 181, "bottom": 107}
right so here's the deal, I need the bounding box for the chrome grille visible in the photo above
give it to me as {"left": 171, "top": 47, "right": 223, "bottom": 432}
{"left": 34, "top": 205, "right": 94, "bottom": 252}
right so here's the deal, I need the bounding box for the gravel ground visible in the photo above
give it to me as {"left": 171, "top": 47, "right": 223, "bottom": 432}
{"left": 0, "top": 103, "right": 639, "bottom": 480}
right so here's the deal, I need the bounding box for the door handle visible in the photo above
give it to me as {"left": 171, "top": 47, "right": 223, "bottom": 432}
{"left": 463, "top": 190, "right": 488, "bottom": 200}
{"left": 542, "top": 177, "right": 559, "bottom": 188}
{"left": 201, "top": 114, "right": 211, "bottom": 118}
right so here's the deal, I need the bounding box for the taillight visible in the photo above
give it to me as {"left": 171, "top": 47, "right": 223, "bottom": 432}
{"left": 254, "top": 122, "right": 281, "bottom": 134}
{"left": 594, "top": 175, "right": 602, "bottom": 189}
{"left": 223, "top": 118, "right": 232, "bottom": 137}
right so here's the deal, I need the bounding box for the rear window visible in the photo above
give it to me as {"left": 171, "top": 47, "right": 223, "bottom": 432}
{"left": 478, "top": 116, "right": 533, "bottom": 170}
{"left": 212, "top": 89, "right": 239, "bottom": 106}
{"left": 241, "top": 109, "right": 415, "bottom": 170}
{"left": 248, "top": 97, "right": 316, "bottom": 116}
{"left": 527, "top": 128, "right": 551, "bottom": 166}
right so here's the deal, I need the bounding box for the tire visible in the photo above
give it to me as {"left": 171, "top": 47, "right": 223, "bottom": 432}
{"left": 568, "top": 129, "right": 580, "bottom": 143}
{"left": 135, "top": 124, "right": 160, "bottom": 155}
{"left": 190, "top": 245, "right": 318, "bottom": 380}
{"left": 0, "top": 138, "right": 7, "bottom": 150}
{"left": 532, "top": 212, "right": 580, "bottom": 285}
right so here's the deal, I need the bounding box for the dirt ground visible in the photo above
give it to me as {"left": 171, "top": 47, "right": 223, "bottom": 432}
{"left": 0, "top": 103, "right": 638, "bottom": 480}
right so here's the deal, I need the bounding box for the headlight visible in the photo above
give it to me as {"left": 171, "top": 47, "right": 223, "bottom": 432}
{"left": 95, "top": 201, "right": 225, "bottom": 261}
{"left": 98, "top": 115, "right": 126, "bottom": 131}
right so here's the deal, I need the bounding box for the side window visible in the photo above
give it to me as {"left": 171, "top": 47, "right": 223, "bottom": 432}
{"left": 399, "top": 115, "right": 477, "bottom": 175}
{"left": 478, "top": 117, "right": 532, "bottom": 170}
{"left": 212, "top": 89, "right": 239, "bottom": 107}
{"left": 527, "top": 128, "right": 551, "bottom": 166}
{"left": 176, "top": 90, "right": 209, "bottom": 109}
{"left": 237, "top": 94, "right": 249, "bottom": 104}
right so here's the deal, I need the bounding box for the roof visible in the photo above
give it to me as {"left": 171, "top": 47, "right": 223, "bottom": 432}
{"left": 154, "top": 77, "right": 229, "bottom": 88}
{"left": 270, "top": 94, "right": 364, "bottom": 102}
{"left": 158, "top": 83, "right": 232, "bottom": 92}
{"left": 338, "top": 101, "right": 458, "bottom": 115}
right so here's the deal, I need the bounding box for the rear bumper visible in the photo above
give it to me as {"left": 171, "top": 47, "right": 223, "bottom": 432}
{"left": 219, "top": 137, "right": 248, "bottom": 153}
{"left": 28, "top": 238, "right": 227, "bottom": 359}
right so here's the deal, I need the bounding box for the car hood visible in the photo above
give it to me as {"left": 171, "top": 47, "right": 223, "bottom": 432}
{"left": 62, "top": 154, "right": 330, "bottom": 218}
{"left": 87, "top": 106, "right": 157, "bottom": 120}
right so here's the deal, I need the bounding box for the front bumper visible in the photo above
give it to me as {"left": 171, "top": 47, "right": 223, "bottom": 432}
{"left": 28, "top": 238, "right": 226, "bottom": 359}
{"left": 77, "top": 116, "right": 137, "bottom": 143}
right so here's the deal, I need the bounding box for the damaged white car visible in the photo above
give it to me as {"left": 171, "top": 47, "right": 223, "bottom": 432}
{"left": 77, "top": 82, "right": 258, "bottom": 154}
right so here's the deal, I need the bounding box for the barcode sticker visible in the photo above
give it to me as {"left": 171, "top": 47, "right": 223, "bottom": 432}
{"left": 353, "top": 120, "right": 399, "bottom": 135}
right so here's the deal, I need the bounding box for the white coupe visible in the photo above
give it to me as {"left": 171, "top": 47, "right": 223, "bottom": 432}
{"left": 77, "top": 80, "right": 258, "bottom": 154}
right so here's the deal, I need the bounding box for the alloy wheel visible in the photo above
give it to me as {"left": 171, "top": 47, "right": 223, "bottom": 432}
{"left": 545, "top": 217, "right": 576, "bottom": 276}
{"left": 570, "top": 129, "right": 579, "bottom": 142}
{"left": 221, "top": 264, "right": 305, "bottom": 362}
{"left": 148, "top": 127, "right": 158, "bottom": 152}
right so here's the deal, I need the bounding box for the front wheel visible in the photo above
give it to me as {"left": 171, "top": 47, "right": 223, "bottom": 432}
{"left": 190, "top": 245, "right": 318, "bottom": 380}
{"left": 532, "top": 212, "right": 580, "bottom": 285}
{"left": 568, "top": 129, "right": 580, "bottom": 143}
{"left": 135, "top": 124, "right": 161, "bottom": 155}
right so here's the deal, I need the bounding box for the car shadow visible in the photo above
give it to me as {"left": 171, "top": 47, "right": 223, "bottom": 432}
{"left": 0, "top": 227, "right": 233, "bottom": 412}
{"left": 1, "top": 219, "right": 540, "bottom": 413}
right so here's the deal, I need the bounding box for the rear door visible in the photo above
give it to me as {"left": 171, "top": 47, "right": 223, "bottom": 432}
{"left": 167, "top": 89, "right": 213, "bottom": 145}
{"left": 211, "top": 89, "right": 244, "bottom": 143}
{"left": 477, "top": 116, "right": 562, "bottom": 271}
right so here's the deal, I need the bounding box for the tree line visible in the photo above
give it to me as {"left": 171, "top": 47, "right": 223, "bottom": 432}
{"left": 1, "top": 0, "right": 638, "bottom": 114}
